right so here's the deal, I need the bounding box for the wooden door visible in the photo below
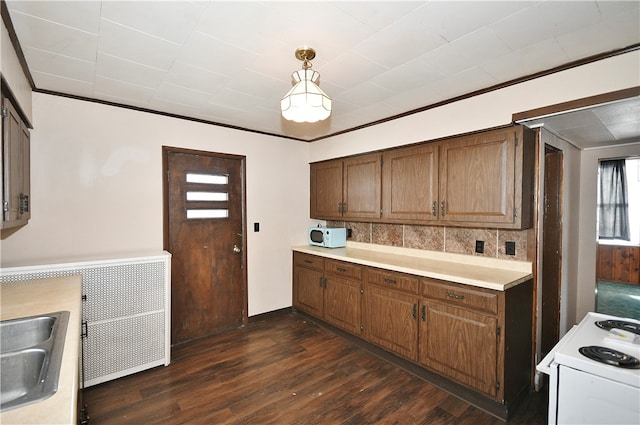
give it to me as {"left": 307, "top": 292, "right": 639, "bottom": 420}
{"left": 310, "top": 160, "right": 343, "bottom": 219}
{"left": 165, "top": 148, "right": 246, "bottom": 345}
{"left": 324, "top": 275, "right": 361, "bottom": 335}
{"left": 382, "top": 144, "right": 438, "bottom": 221}
{"left": 293, "top": 265, "right": 324, "bottom": 318}
{"left": 419, "top": 300, "right": 497, "bottom": 397}
{"left": 363, "top": 284, "right": 418, "bottom": 360}
{"left": 343, "top": 153, "right": 381, "bottom": 219}
{"left": 439, "top": 129, "right": 515, "bottom": 225}
{"left": 541, "top": 145, "right": 563, "bottom": 357}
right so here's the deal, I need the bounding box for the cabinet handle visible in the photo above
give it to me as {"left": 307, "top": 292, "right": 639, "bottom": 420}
{"left": 445, "top": 291, "right": 465, "bottom": 300}
{"left": 383, "top": 277, "right": 397, "bottom": 285}
{"left": 421, "top": 305, "right": 426, "bottom": 321}
{"left": 337, "top": 267, "right": 347, "bottom": 273}
{"left": 441, "top": 200, "right": 446, "bottom": 217}
{"left": 431, "top": 201, "right": 437, "bottom": 216}
{"left": 412, "top": 303, "right": 417, "bottom": 320}
{"left": 304, "top": 259, "right": 313, "bottom": 264}
{"left": 19, "top": 193, "right": 29, "bottom": 214}
{"left": 81, "top": 321, "right": 88, "bottom": 338}
{"left": 319, "top": 277, "right": 324, "bottom": 288}
{"left": 343, "top": 203, "right": 348, "bottom": 213}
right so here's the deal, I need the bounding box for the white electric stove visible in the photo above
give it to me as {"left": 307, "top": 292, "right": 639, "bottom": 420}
{"left": 537, "top": 312, "right": 640, "bottom": 425}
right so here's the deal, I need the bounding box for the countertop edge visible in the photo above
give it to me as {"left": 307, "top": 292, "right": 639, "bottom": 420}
{"left": 0, "top": 275, "right": 82, "bottom": 425}
{"left": 292, "top": 244, "right": 533, "bottom": 291}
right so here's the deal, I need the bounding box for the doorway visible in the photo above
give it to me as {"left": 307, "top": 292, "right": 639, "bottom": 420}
{"left": 541, "top": 144, "right": 563, "bottom": 357}
{"left": 163, "top": 147, "right": 247, "bottom": 345}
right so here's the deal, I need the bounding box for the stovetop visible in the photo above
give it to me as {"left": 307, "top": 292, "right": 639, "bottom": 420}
{"left": 553, "top": 312, "right": 640, "bottom": 388}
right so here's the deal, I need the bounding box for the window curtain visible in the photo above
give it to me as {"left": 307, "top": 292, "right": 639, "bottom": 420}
{"left": 598, "top": 159, "right": 630, "bottom": 240}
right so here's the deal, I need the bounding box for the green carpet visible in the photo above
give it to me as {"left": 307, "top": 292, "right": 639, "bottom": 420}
{"left": 596, "top": 280, "right": 640, "bottom": 320}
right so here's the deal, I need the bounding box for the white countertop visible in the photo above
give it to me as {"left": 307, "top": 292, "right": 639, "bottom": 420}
{"left": 293, "top": 242, "right": 532, "bottom": 291}
{"left": 0, "top": 275, "right": 82, "bottom": 425}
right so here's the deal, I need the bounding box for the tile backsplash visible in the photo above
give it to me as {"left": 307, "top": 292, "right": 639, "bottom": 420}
{"left": 327, "top": 221, "right": 530, "bottom": 261}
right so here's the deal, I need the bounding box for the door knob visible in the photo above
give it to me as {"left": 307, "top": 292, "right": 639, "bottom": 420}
{"left": 233, "top": 244, "right": 241, "bottom": 253}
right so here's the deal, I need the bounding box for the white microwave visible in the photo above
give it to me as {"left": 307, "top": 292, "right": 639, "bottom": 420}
{"left": 308, "top": 227, "right": 347, "bottom": 248}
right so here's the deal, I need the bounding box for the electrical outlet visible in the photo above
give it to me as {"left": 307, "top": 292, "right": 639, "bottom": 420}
{"left": 475, "top": 240, "right": 484, "bottom": 254}
{"left": 254, "top": 222, "right": 260, "bottom": 232}
{"left": 506, "top": 241, "right": 516, "bottom": 256}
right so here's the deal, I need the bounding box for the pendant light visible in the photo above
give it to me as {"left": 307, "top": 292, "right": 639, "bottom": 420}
{"left": 281, "top": 47, "right": 331, "bottom": 123}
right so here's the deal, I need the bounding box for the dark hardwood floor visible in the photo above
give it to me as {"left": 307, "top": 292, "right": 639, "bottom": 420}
{"left": 84, "top": 312, "right": 548, "bottom": 424}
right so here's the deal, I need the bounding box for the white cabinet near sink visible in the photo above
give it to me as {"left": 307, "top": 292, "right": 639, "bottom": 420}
{"left": 0, "top": 251, "right": 171, "bottom": 387}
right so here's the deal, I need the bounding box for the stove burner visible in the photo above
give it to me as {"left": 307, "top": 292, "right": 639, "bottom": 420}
{"left": 595, "top": 320, "right": 640, "bottom": 335}
{"left": 579, "top": 346, "right": 640, "bottom": 368}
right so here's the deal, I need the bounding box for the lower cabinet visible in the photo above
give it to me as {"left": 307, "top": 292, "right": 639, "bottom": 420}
{"left": 293, "top": 252, "right": 362, "bottom": 336}
{"left": 362, "top": 268, "right": 420, "bottom": 361}
{"left": 419, "top": 300, "right": 498, "bottom": 397}
{"left": 292, "top": 251, "right": 533, "bottom": 409}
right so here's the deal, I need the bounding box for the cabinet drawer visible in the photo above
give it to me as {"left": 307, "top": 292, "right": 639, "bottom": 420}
{"left": 294, "top": 252, "right": 325, "bottom": 271}
{"left": 421, "top": 279, "right": 498, "bottom": 314}
{"left": 325, "top": 259, "right": 362, "bottom": 280}
{"left": 367, "top": 268, "right": 419, "bottom": 294}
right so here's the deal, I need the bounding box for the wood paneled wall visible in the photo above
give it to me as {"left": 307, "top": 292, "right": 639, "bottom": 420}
{"left": 596, "top": 244, "right": 640, "bottom": 284}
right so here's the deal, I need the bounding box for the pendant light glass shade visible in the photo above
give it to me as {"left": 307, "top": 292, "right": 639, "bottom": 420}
{"left": 281, "top": 47, "right": 331, "bottom": 123}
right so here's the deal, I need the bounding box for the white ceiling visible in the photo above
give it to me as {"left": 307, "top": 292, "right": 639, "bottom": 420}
{"left": 4, "top": 1, "right": 640, "bottom": 143}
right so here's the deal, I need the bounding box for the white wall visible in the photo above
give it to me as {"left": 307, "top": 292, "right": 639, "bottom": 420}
{"left": 576, "top": 142, "right": 640, "bottom": 323}
{"left": 0, "top": 93, "right": 311, "bottom": 316}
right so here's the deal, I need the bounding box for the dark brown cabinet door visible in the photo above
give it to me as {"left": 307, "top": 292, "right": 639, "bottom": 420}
{"left": 310, "top": 160, "right": 343, "bottom": 219}
{"left": 439, "top": 129, "right": 516, "bottom": 225}
{"left": 419, "top": 300, "right": 498, "bottom": 397}
{"left": 293, "top": 265, "right": 325, "bottom": 318}
{"left": 440, "top": 130, "right": 515, "bottom": 223}
{"left": 363, "top": 284, "right": 418, "bottom": 361}
{"left": 324, "top": 275, "right": 361, "bottom": 335}
{"left": 2, "top": 97, "right": 30, "bottom": 228}
{"left": 343, "top": 153, "right": 381, "bottom": 219}
{"left": 382, "top": 144, "right": 438, "bottom": 221}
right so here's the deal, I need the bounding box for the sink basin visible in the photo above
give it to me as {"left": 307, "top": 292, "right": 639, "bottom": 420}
{"left": 0, "top": 311, "right": 69, "bottom": 412}
{"left": 0, "top": 315, "right": 56, "bottom": 353}
{"left": 0, "top": 349, "right": 47, "bottom": 405}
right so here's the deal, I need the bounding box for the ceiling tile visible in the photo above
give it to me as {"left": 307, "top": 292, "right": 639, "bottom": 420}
{"left": 23, "top": 47, "right": 95, "bottom": 83}
{"left": 96, "top": 53, "right": 167, "bottom": 90}
{"left": 6, "top": 0, "right": 101, "bottom": 33}
{"left": 420, "top": 27, "right": 511, "bottom": 77}
{"left": 355, "top": 7, "right": 448, "bottom": 69}
{"left": 332, "top": 2, "right": 423, "bottom": 31}
{"left": 165, "top": 61, "right": 230, "bottom": 95}
{"left": 100, "top": 1, "right": 205, "bottom": 45}
{"left": 30, "top": 70, "right": 94, "bottom": 98}
{"left": 8, "top": 10, "right": 98, "bottom": 62}
{"left": 98, "top": 18, "right": 181, "bottom": 70}
{"left": 93, "top": 75, "right": 155, "bottom": 104}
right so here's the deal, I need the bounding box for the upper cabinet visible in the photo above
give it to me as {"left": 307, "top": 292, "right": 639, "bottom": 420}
{"left": 439, "top": 126, "right": 535, "bottom": 228}
{"left": 382, "top": 143, "right": 439, "bottom": 222}
{"left": 2, "top": 96, "right": 31, "bottom": 229}
{"left": 310, "top": 125, "right": 536, "bottom": 229}
{"left": 310, "top": 152, "right": 381, "bottom": 220}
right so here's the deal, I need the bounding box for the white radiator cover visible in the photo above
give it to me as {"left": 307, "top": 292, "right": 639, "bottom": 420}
{"left": 0, "top": 251, "right": 171, "bottom": 387}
